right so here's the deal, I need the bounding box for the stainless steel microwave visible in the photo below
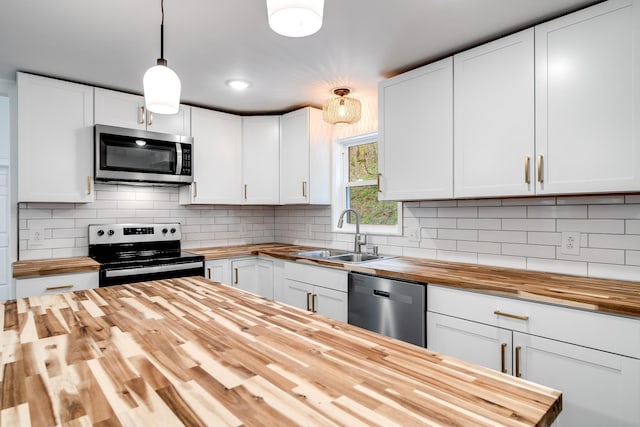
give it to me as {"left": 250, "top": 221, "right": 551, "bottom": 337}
{"left": 94, "top": 124, "right": 193, "bottom": 185}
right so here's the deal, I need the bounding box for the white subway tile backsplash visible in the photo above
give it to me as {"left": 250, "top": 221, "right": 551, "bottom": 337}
{"left": 626, "top": 251, "right": 640, "bottom": 266}
{"left": 457, "top": 218, "right": 501, "bottom": 230}
{"left": 437, "top": 250, "right": 477, "bottom": 263}
{"left": 437, "top": 207, "right": 478, "bottom": 218}
{"left": 502, "top": 197, "right": 556, "bottom": 206}
{"left": 419, "top": 200, "right": 457, "bottom": 208}
{"left": 527, "top": 258, "right": 588, "bottom": 276}
{"left": 589, "top": 234, "right": 640, "bottom": 250}
{"left": 527, "top": 232, "right": 561, "bottom": 246}
{"left": 589, "top": 204, "right": 640, "bottom": 219}
{"left": 477, "top": 254, "right": 526, "bottom": 269}
{"left": 626, "top": 220, "right": 640, "bottom": 234}
{"left": 402, "top": 247, "right": 437, "bottom": 259}
{"left": 420, "top": 239, "right": 457, "bottom": 251}
{"left": 438, "top": 229, "right": 478, "bottom": 241}
{"left": 502, "top": 243, "right": 555, "bottom": 258}
{"left": 528, "top": 205, "right": 588, "bottom": 219}
{"left": 502, "top": 219, "right": 555, "bottom": 232}
{"left": 419, "top": 218, "right": 457, "bottom": 229}
{"left": 457, "top": 241, "right": 501, "bottom": 254}
{"left": 557, "top": 195, "right": 625, "bottom": 205}
{"left": 479, "top": 230, "right": 527, "bottom": 244}
{"left": 625, "top": 195, "right": 640, "bottom": 203}
{"left": 478, "top": 206, "right": 526, "bottom": 218}
{"left": 557, "top": 219, "right": 624, "bottom": 234}
{"left": 588, "top": 263, "right": 640, "bottom": 282}
{"left": 556, "top": 247, "right": 625, "bottom": 264}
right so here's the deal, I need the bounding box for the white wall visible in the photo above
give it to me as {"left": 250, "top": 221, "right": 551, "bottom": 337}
{"left": 274, "top": 194, "right": 640, "bottom": 282}
{"left": 18, "top": 183, "right": 275, "bottom": 260}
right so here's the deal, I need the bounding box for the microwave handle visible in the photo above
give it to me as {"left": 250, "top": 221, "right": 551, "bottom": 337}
{"left": 176, "top": 142, "right": 183, "bottom": 175}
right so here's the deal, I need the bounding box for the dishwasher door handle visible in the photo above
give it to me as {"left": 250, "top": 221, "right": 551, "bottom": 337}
{"left": 373, "top": 289, "right": 390, "bottom": 298}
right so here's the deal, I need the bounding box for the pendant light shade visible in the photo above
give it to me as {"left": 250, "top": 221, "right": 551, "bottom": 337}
{"left": 144, "top": 0, "right": 181, "bottom": 115}
{"left": 323, "top": 88, "right": 362, "bottom": 125}
{"left": 266, "top": 0, "right": 324, "bottom": 37}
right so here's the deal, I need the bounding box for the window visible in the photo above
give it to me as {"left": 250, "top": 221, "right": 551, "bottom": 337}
{"left": 333, "top": 133, "right": 402, "bottom": 235}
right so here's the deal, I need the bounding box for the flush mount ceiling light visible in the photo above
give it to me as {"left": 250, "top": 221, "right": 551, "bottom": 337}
{"left": 266, "top": 0, "right": 324, "bottom": 37}
{"left": 226, "top": 80, "right": 252, "bottom": 90}
{"left": 143, "top": 0, "right": 181, "bottom": 115}
{"left": 322, "top": 88, "right": 362, "bottom": 125}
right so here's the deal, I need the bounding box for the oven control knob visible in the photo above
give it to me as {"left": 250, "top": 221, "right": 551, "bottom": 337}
{"left": 97, "top": 229, "right": 104, "bottom": 236}
{"left": 107, "top": 229, "right": 115, "bottom": 236}
{"left": 170, "top": 228, "right": 176, "bottom": 234}
{"left": 162, "top": 228, "right": 168, "bottom": 234}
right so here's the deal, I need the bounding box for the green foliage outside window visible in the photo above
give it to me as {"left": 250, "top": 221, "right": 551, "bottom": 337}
{"left": 346, "top": 142, "right": 398, "bottom": 226}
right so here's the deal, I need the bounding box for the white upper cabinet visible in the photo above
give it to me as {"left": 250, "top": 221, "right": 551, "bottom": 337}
{"left": 378, "top": 57, "right": 453, "bottom": 201}
{"left": 535, "top": 0, "right": 640, "bottom": 194}
{"left": 279, "top": 107, "right": 331, "bottom": 204}
{"left": 180, "top": 107, "right": 242, "bottom": 204}
{"left": 18, "top": 73, "right": 94, "bottom": 203}
{"left": 242, "top": 116, "right": 280, "bottom": 204}
{"left": 94, "top": 88, "right": 190, "bottom": 135}
{"left": 454, "top": 29, "right": 535, "bottom": 198}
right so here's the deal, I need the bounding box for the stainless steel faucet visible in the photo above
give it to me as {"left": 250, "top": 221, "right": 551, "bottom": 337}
{"left": 337, "top": 209, "right": 366, "bottom": 253}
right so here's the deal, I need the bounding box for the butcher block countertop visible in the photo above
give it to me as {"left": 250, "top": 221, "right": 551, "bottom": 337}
{"left": 13, "top": 243, "right": 640, "bottom": 318}
{"left": 0, "top": 277, "right": 561, "bottom": 426}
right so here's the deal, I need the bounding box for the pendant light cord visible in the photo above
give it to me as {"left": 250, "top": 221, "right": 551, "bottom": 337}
{"left": 160, "top": 0, "right": 165, "bottom": 60}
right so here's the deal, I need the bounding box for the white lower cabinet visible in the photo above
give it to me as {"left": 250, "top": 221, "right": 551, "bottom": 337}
{"left": 427, "top": 285, "right": 640, "bottom": 427}
{"left": 280, "top": 262, "right": 348, "bottom": 322}
{"left": 205, "top": 259, "right": 231, "bottom": 285}
{"left": 15, "top": 271, "right": 98, "bottom": 298}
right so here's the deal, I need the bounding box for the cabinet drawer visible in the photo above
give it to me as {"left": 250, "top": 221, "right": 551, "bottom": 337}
{"left": 16, "top": 272, "right": 99, "bottom": 298}
{"left": 284, "top": 262, "right": 347, "bottom": 292}
{"left": 428, "top": 284, "right": 640, "bottom": 359}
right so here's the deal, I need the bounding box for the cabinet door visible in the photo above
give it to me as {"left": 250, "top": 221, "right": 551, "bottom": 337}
{"left": 205, "top": 259, "right": 231, "bottom": 285}
{"left": 17, "top": 73, "right": 94, "bottom": 203}
{"left": 94, "top": 88, "right": 146, "bottom": 130}
{"left": 283, "top": 278, "right": 314, "bottom": 312}
{"left": 378, "top": 58, "right": 453, "bottom": 200}
{"left": 427, "top": 312, "right": 513, "bottom": 375}
{"left": 514, "top": 332, "right": 640, "bottom": 427}
{"left": 454, "top": 29, "right": 535, "bottom": 198}
{"left": 535, "top": 0, "right": 640, "bottom": 194}
{"left": 242, "top": 116, "right": 280, "bottom": 204}
{"left": 180, "top": 107, "right": 242, "bottom": 204}
{"left": 280, "top": 108, "right": 309, "bottom": 204}
{"left": 147, "top": 104, "right": 191, "bottom": 136}
{"left": 256, "top": 258, "right": 274, "bottom": 299}
{"left": 314, "top": 286, "right": 348, "bottom": 323}
{"left": 231, "top": 258, "right": 258, "bottom": 295}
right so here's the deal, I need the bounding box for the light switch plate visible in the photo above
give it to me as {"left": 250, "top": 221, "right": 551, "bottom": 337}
{"left": 560, "top": 231, "right": 580, "bottom": 255}
{"left": 408, "top": 227, "right": 421, "bottom": 242}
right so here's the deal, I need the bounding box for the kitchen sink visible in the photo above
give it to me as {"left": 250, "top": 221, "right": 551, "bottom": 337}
{"left": 296, "top": 249, "right": 350, "bottom": 258}
{"left": 327, "top": 253, "right": 387, "bottom": 263}
{"left": 296, "top": 249, "right": 392, "bottom": 264}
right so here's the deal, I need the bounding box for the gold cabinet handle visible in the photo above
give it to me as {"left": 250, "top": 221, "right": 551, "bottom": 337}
{"left": 377, "top": 173, "right": 382, "bottom": 193}
{"left": 244, "top": 184, "right": 248, "bottom": 200}
{"left": 302, "top": 181, "right": 307, "bottom": 198}
{"left": 524, "top": 156, "right": 530, "bottom": 184}
{"left": 234, "top": 268, "right": 238, "bottom": 285}
{"left": 193, "top": 181, "right": 198, "bottom": 199}
{"left": 147, "top": 110, "right": 153, "bottom": 126}
{"left": 87, "top": 176, "right": 92, "bottom": 195}
{"left": 537, "top": 155, "right": 543, "bottom": 183}
{"left": 515, "top": 346, "right": 522, "bottom": 377}
{"left": 494, "top": 310, "right": 529, "bottom": 321}
{"left": 306, "top": 292, "right": 312, "bottom": 311}
{"left": 139, "top": 106, "right": 145, "bottom": 124}
{"left": 46, "top": 284, "right": 74, "bottom": 291}
{"left": 500, "top": 343, "right": 507, "bottom": 373}
{"left": 311, "top": 293, "right": 317, "bottom": 313}
{"left": 207, "top": 267, "right": 211, "bottom": 280}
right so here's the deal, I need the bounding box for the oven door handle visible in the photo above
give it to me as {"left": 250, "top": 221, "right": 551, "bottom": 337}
{"left": 104, "top": 261, "right": 204, "bottom": 278}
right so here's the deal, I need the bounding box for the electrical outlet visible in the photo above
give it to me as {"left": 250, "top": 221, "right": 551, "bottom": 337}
{"left": 561, "top": 231, "right": 580, "bottom": 255}
{"left": 408, "top": 227, "right": 421, "bottom": 242}
{"left": 29, "top": 226, "right": 45, "bottom": 247}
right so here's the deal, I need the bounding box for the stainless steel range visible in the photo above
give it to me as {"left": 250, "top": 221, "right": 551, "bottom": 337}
{"left": 88, "top": 223, "right": 205, "bottom": 287}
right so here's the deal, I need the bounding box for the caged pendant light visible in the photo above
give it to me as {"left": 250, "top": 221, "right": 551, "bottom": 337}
{"left": 322, "top": 88, "right": 362, "bottom": 125}
{"left": 143, "top": 0, "right": 181, "bottom": 114}
{"left": 266, "top": 0, "right": 324, "bottom": 37}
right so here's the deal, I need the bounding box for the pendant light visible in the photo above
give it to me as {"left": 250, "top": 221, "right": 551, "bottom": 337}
{"left": 266, "top": 0, "right": 324, "bottom": 38}
{"left": 323, "top": 88, "right": 362, "bottom": 125}
{"left": 143, "top": 0, "right": 181, "bottom": 114}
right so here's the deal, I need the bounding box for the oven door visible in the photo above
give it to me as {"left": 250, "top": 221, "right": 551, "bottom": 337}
{"left": 99, "top": 259, "right": 205, "bottom": 287}
{"left": 95, "top": 124, "right": 193, "bottom": 184}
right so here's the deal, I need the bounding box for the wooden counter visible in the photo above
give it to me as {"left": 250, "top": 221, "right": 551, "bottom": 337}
{"left": 0, "top": 277, "right": 561, "bottom": 426}
{"left": 12, "top": 243, "right": 640, "bottom": 317}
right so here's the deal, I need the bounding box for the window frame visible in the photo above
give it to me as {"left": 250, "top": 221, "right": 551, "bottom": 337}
{"left": 332, "top": 132, "right": 402, "bottom": 235}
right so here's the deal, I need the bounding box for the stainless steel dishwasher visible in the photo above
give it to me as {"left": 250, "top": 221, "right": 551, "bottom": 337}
{"left": 348, "top": 272, "right": 426, "bottom": 347}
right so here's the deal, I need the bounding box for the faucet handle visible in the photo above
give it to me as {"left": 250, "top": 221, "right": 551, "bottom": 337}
{"left": 372, "top": 246, "right": 379, "bottom": 256}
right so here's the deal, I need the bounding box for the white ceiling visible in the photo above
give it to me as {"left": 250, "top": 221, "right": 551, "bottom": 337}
{"left": 0, "top": 0, "right": 600, "bottom": 115}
